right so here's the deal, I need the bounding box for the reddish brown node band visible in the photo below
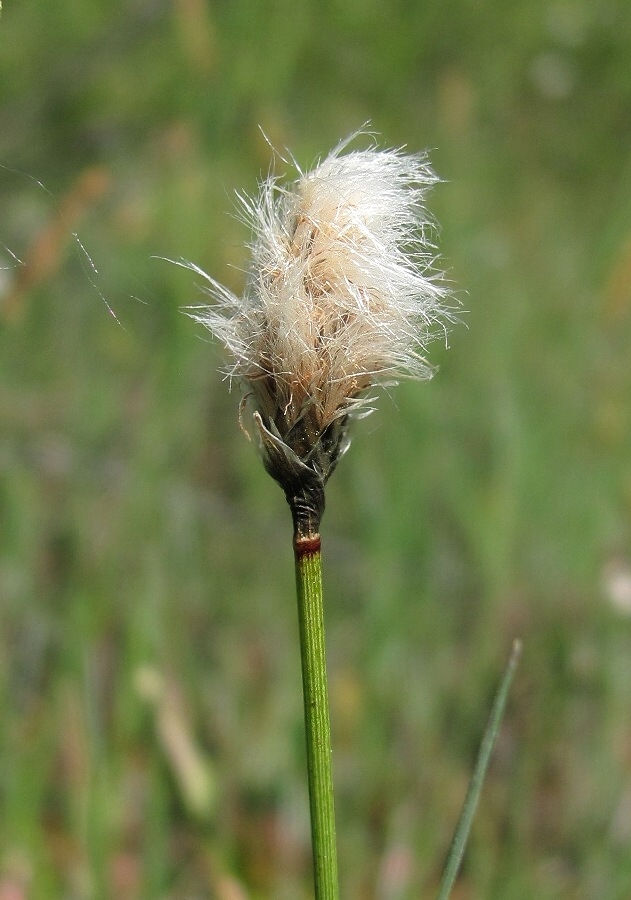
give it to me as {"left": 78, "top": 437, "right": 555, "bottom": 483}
{"left": 294, "top": 534, "right": 322, "bottom": 557}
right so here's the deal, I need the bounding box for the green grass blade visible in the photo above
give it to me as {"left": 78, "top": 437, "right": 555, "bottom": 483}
{"left": 437, "top": 639, "right": 522, "bottom": 900}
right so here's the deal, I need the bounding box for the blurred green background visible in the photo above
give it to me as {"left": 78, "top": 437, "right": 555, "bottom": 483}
{"left": 1, "top": 1, "right": 631, "bottom": 897}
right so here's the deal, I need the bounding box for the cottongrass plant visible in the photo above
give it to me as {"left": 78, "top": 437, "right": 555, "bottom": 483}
{"left": 178, "top": 131, "right": 517, "bottom": 898}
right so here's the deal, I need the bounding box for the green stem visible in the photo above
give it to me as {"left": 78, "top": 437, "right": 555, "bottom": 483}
{"left": 294, "top": 534, "right": 339, "bottom": 900}
{"left": 437, "top": 639, "right": 522, "bottom": 900}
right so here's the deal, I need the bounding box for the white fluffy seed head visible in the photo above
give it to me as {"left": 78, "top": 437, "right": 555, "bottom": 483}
{"left": 191, "top": 136, "right": 451, "bottom": 421}
{"left": 186, "top": 132, "right": 454, "bottom": 504}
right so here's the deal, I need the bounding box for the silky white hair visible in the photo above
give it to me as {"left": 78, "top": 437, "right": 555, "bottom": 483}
{"left": 184, "top": 132, "right": 453, "bottom": 439}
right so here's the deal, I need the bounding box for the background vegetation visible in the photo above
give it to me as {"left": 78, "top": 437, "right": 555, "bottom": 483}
{"left": 1, "top": 1, "right": 631, "bottom": 897}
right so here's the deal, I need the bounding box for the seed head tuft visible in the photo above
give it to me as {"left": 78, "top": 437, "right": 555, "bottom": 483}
{"left": 184, "top": 132, "right": 455, "bottom": 535}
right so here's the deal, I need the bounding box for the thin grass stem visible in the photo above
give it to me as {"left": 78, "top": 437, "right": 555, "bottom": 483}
{"left": 437, "top": 638, "right": 522, "bottom": 900}
{"left": 294, "top": 534, "right": 339, "bottom": 900}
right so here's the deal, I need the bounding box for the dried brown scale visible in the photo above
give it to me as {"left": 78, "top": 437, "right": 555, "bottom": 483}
{"left": 294, "top": 535, "right": 322, "bottom": 558}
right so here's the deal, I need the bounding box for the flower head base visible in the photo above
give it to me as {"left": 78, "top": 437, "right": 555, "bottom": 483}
{"left": 188, "top": 133, "right": 453, "bottom": 536}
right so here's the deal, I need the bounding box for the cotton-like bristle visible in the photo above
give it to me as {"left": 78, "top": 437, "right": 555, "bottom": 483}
{"left": 191, "top": 135, "right": 452, "bottom": 434}
{"left": 185, "top": 133, "right": 454, "bottom": 502}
